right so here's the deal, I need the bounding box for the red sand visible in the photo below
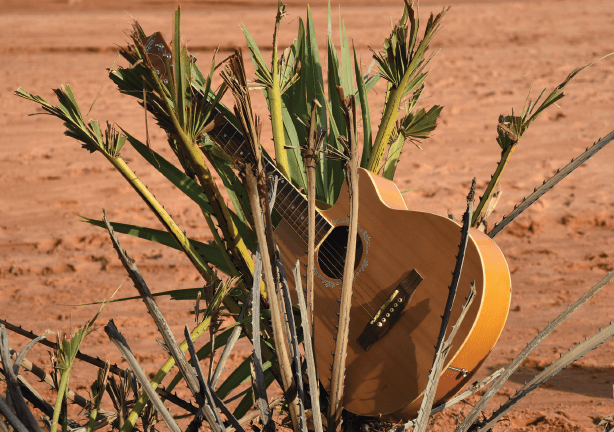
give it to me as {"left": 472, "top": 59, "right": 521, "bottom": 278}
{"left": 2, "top": 0, "right": 614, "bottom": 430}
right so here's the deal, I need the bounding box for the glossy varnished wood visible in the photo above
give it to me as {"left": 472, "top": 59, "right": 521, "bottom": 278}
{"left": 274, "top": 168, "right": 511, "bottom": 417}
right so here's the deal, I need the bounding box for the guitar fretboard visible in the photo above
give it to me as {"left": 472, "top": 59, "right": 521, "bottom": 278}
{"left": 207, "top": 107, "right": 333, "bottom": 246}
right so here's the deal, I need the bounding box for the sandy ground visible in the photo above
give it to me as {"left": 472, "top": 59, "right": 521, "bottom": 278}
{"left": 2, "top": 0, "right": 614, "bottom": 430}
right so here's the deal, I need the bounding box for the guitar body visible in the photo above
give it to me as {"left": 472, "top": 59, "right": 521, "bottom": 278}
{"left": 140, "top": 31, "right": 510, "bottom": 417}
{"left": 275, "top": 168, "right": 511, "bottom": 418}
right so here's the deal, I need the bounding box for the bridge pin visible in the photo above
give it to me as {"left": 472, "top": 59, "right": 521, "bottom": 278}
{"left": 381, "top": 318, "right": 386, "bottom": 323}
{"left": 385, "top": 313, "right": 390, "bottom": 318}
{"left": 394, "top": 303, "right": 398, "bottom": 307}
{"left": 398, "top": 298, "right": 403, "bottom": 302}
{"left": 389, "top": 308, "right": 394, "bottom": 313}
{"left": 377, "top": 322, "right": 383, "bottom": 327}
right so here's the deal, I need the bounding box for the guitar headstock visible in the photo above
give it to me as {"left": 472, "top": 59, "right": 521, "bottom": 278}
{"left": 144, "top": 32, "right": 172, "bottom": 85}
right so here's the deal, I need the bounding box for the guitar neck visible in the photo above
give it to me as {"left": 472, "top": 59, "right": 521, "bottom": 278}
{"left": 141, "top": 33, "right": 332, "bottom": 244}
{"left": 207, "top": 105, "right": 333, "bottom": 245}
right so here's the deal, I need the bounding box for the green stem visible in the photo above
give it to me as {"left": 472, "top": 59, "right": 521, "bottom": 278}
{"left": 268, "top": 80, "right": 290, "bottom": 180}
{"left": 268, "top": 4, "right": 290, "bottom": 180}
{"left": 85, "top": 408, "right": 98, "bottom": 432}
{"left": 366, "top": 85, "right": 404, "bottom": 173}
{"left": 471, "top": 144, "right": 517, "bottom": 227}
{"left": 105, "top": 154, "right": 217, "bottom": 283}
{"left": 50, "top": 372, "right": 70, "bottom": 432}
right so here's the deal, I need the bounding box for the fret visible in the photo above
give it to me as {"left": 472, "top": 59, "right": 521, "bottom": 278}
{"left": 314, "top": 217, "right": 330, "bottom": 242}
{"left": 284, "top": 200, "right": 301, "bottom": 228}
{"left": 286, "top": 193, "right": 305, "bottom": 220}
{"left": 231, "top": 139, "right": 246, "bottom": 157}
{"left": 225, "top": 129, "right": 241, "bottom": 153}
{"left": 291, "top": 201, "right": 308, "bottom": 234}
{"left": 262, "top": 158, "right": 278, "bottom": 176}
{"left": 296, "top": 208, "right": 309, "bottom": 237}
{"left": 293, "top": 219, "right": 307, "bottom": 241}
{"left": 275, "top": 182, "right": 292, "bottom": 207}
{"left": 214, "top": 123, "right": 235, "bottom": 150}
{"left": 277, "top": 190, "right": 296, "bottom": 221}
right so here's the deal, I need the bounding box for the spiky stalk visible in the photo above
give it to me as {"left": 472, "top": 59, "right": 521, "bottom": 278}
{"left": 488, "top": 128, "right": 614, "bottom": 238}
{"left": 456, "top": 267, "right": 614, "bottom": 432}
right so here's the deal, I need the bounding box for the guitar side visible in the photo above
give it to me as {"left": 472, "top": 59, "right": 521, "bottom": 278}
{"left": 275, "top": 168, "right": 511, "bottom": 418}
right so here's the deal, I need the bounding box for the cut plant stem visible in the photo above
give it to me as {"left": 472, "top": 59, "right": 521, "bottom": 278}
{"left": 293, "top": 261, "right": 324, "bottom": 432}
{"left": 267, "top": 2, "right": 291, "bottom": 180}
{"left": 105, "top": 320, "right": 182, "bottom": 432}
{"left": 244, "top": 165, "right": 300, "bottom": 431}
{"left": 103, "top": 210, "right": 203, "bottom": 399}
{"left": 304, "top": 100, "right": 320, "bottom": 333}
{"left": 327, "top": 88, "right": 359, "bottom": 432}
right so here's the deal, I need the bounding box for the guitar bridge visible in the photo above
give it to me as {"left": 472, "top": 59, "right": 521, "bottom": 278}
{"left": 357, "top": 269, "right": 423, "bottom": 351}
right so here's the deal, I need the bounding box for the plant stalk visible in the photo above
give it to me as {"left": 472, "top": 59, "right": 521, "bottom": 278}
{"left": 106, "top": 154, "right": 217, "bottom": 283}
{"left": 245, "top": 166, "right": 300, "bottom": 431}
{"left": 293, "top": 261, "right": 324, "bottom": 432}
{"left": 305, "top": 100, "right": 319, "bottom": 333}
{"left": 268, "top": 82, "right": 291, "bottom": 180}
{"left": 120, "top": 315, "right": 212, "bottom": 432}
{"left": 267, "top": 2, "right": 291, "bottom": 180}
{"left": 366, "top": 58, "right": 418, "bottom": 173}
{"left": 50, "top": 371, "right": 70, "bottom": 432}
{"left": 472, "top": 144, "right": 517, "bottom": 227}
{"left": 327, "top": 89, "right": 359, "bottom": 432}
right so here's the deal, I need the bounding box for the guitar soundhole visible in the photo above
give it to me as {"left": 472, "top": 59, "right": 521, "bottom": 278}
{"left": 317, "top": 226, "right": 363, "bottom": 280}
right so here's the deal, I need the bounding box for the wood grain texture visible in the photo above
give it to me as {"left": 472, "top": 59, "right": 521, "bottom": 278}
{"left": 274, "top": 168, "right": 511, "bottom": 417}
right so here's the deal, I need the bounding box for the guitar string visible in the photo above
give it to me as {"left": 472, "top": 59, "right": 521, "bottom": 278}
{"left": 266, "top": 178, "right": 386, "bottom": 314}
{"left": 309, "top": 241, "right": 379, "bottom": 318}
{"left": 209, "top": 122, "right": 390, "bottom": 317}
{"left": 209, "top": 124, "right": 391, "bottom": 315}
{"left": 256, "top": 161, "right": 389, "bottom": 316}
{"left": 269, "top": 181, "right": 392, "bottom": 313}
{"left": 313, "top": 234, "right": 389, "bottom": 314}
{"left": 264, "top": 169, "right": 394, "bottom": 318}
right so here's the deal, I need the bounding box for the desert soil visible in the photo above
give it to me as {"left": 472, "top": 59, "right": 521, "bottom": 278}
{"left": 2, "top": 0, "right": 614, "bottom": 430}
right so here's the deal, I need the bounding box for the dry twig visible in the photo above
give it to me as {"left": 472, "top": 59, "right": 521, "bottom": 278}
{"left": 327, "top": 87, "right": 359, "bottom": 432}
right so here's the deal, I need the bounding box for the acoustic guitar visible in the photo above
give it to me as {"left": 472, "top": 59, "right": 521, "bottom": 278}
{"left": 144, "top": 33, "right": 512, "bottom": 419}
